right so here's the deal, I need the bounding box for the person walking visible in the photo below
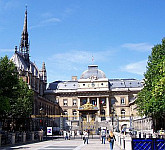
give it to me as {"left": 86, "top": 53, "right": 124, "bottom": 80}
{"left": 101, "top": 129, "right": 106, "bottom": 144}
{"left": 83, "top": 130, "right": 89, "bottom": 144}
{"left": 65, "top": 131, "right": 68, "bottom": 140}
{"left": 108, "top": 131, "right": 116, "bottom": 150}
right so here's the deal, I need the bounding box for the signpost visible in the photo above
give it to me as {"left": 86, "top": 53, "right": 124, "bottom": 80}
{"left": 47, "top": 127, "right": 52, "bottom": 136}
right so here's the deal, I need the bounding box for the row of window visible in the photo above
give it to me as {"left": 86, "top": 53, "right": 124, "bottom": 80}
{"left": 63, "top": 98, "right": 126, "bottom": 106}
{"left": 63, "top": 99, "right": 77, "bottom": 106}
{"left": 82, "top": 83, "right": 104, "bottom": 87}
{"left": 63, "top": 109, "right": 126, "bottom": 119}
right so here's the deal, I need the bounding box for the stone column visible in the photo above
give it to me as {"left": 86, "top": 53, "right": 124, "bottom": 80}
{"left": 12, "top": 133, "right": 16, "bottom": 145}
{"left": 106, "top": 97, "right": 110, "bottom": 121}
{"left": 23, "top": 132, "right": 26, "bottom": 143}
{"left": 77, "top": 98, "right": 80, "bottom": 116}
{"left": 97, "top": 98, "right": 100, "bottom": 114}
{"left": 31, "top": 132, "right": 34, "bottom": 141}
{"left": 87, "top": 97, "right": 90, "bottom": 103}
{"left": 97, "top": 98, "right": 101, "bottom": 122}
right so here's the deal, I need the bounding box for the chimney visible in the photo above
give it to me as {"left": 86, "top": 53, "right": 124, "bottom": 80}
{"left": 72, "top": 76, "right": 77, "bottom": 81}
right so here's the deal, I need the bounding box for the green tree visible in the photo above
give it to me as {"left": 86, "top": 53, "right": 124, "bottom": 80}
{"left": 136, "top": 39, "right": 165, "bottom": 131}
{"left": 0, "top": 56, "right": 18, "bottom": 115}
{"left": 9, "top": 78, "right": 33, "bottom": 118}
{"left": 0, "top": 56, "right": 34, "bottom": 130}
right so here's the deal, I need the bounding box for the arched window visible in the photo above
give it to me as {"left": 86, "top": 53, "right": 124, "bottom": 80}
{"left": 121, "top": 109, "right": 125, "bottom": 118}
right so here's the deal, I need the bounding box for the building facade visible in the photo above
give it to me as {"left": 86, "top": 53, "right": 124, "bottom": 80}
{"left": 11, "top": 8, "right": 62, "bottom": 131}
{"left": 45, "top": 65, "right": 143, "bottom": 133}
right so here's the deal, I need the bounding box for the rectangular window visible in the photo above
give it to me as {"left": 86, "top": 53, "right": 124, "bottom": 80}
{"left": 63, "top": 99, "right": 68, "bottom": 106}
{"left": 73, "top": 111, "right": 77, "bottom": 120}
{"left": 121, "top": 109, "right": 125, "bottom": 118}
{"left": 73, "top": 99, "right": 77, "bottom": 106}
{"left": 121, "top": 98, "right": 125, "bottom": 105}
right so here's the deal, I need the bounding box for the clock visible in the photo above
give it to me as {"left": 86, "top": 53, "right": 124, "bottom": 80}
{"left": 92, "top": 83, "right": 95, "bottom": 87}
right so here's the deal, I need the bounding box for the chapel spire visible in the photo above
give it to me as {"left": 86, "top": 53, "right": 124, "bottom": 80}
{"left": 19, "top": 6, "right": 29, "bottom": 62}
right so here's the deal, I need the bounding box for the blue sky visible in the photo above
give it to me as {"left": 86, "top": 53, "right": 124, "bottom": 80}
{"left": 0, "top": 0, "right": 165, "bottom": 83}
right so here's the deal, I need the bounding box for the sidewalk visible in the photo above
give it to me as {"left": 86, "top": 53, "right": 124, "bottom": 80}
{"left": 2, "top": 136, "right": 121, "bottom": 150}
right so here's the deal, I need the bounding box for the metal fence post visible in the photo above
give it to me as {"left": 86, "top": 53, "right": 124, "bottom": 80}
{"left": 12, "top": 133, "right": 15, "bottom": 145}
{"left": 0, "top": 134, "right": 2, "bottom": 146}
{"left": 23, "top": 132, "right": 26, "bottom": 143}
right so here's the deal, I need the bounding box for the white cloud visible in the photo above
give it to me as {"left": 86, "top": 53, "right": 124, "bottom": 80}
{"left": 46, "top": 49, "right": 114, "bottom": 81}
{"left": 122, "top": 60, "right": 147, "bottom": 75}
{"left": 0, "top": 0, "right": 19, "bottom": 11}
{"left": 122, "top": 43, "right": 153, "bottom": 52}
{"left": 0, "top": 49, "right": 14, "bottom": 52}
{"left": 30, "top": 17, "right": 61, "bottom": 29}
{"left": 48, "top": 50, "right": 113, "bottom": 65}
{"left": 41, "top": 17, "right": 61, "bottom": 24}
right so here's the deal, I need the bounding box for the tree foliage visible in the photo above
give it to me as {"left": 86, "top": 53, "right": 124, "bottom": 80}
{"left": 0, "top": 56, "right": 33, "bottom": 119}
{"left": 136, "top": 39, "right": 165, "bottom": 130}
{"left": 0, "top": 56, "right": 18, "bottom": 115}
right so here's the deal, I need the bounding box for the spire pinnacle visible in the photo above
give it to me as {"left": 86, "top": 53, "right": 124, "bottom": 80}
{"left": 23, "top": 6, "right": 27, "bottom": 33}
{"left": 19, "top": 6, "right": 29, "bottom": 62}
{"left": 42, "top": 62, "right": 46, "bottom": 71}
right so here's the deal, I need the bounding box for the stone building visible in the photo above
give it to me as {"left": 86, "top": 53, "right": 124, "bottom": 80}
{"left": 45, "top": 65, "right": 143, "bottom": 133}
{"left": 11, "top": 8, "right": 62, "bottom": 131}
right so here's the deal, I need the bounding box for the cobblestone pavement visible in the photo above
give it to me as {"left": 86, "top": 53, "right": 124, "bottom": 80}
{"left": 2, "top": 137, "right": 121, "bottom": 150}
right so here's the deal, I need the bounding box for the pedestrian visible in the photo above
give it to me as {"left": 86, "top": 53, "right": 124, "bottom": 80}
{"left": 83, "top": 130, "right": 88, "bottom": 144}
{"left": 65, "top": 131, "right": 68, "bottom": 140}
{"left": 101, "top": 129, "right": 106, "bottom": 144}
{"left": 108, "top": 130, "right": 116, "bottom": 150}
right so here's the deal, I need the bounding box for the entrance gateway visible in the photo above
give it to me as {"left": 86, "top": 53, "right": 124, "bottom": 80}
{"left": 78, "top": 102, "right": 99, "bottom": 134}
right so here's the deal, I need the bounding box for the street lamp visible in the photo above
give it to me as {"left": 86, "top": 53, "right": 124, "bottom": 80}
{"left": 115, "top": 114, "right": 119, "bottom": 132}
{"left": 111, "top": 107, "right": 115, "bottom": 130}
{"left": 40, "top": 108, "right": 44, "bottom": 130}
{"left": 130, "top": 114, "right": 133, "bottom": 129}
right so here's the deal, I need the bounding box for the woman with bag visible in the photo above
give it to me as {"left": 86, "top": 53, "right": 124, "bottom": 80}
{"left": 108, "top": 131, "right": 116, "bottom": 150}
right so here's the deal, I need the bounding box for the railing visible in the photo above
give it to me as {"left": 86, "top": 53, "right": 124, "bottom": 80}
{"left": 132, "top": 138, "right": 165, "bottom": 150}
{"left": 0, "top": 131, "right": 44, "bottom": 147}
{"left": 15, "top": 132, "right": 23, "bottom": 143}
{"left": 115, "top": 132, "right": 165, "bottom": 150}
{"left": 1, "top": 132, "right": 12, "bottom": 146}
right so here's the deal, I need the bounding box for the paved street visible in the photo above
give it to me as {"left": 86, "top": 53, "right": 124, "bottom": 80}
{"left": 2, "top": 136, "right": 121, "bottom": 150}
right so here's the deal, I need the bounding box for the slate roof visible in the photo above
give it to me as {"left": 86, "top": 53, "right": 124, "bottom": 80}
{"left": 109, "top": 79, "right": 143, "bottom": 89}
{"left": 47, "top": 81, "right": 78, "bottom": 90}
{"left": 80, "top": 65, "right": 106, "bottom": 79}
{"left": 47, "top": 79, "right": 143, "bottom": 91}
{"left": 11, "top": 51, "right": 41, "bottom": 77}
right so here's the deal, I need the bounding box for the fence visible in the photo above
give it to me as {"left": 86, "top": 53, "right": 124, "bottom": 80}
{"left": 132, "top": 138, "right": 165, "bottom": 150}
{"left": 115, "top": 132, "right": 165, "bottom": 150}
{"left": 0, "top": 131, "right": 43, "bottom": 147}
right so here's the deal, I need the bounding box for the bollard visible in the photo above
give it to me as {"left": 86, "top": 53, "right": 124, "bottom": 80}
{"left": 23, "top": 132, "right": 26, "bottom": 143}
{"left": 31, "top": 132, "right": 34, "bottom": 141}
{"left": 124, "top": 136, "right": 132, "bottom": 150}
{"left": 38, "top": 131, "right": 43, "bottom": 141}
{"left": 0, "top": 134, "right": 1, "bottom": 146}
{"left": 12, "top": 133, "right": 16, "bottom": 145}
{"left": 120, "top": 135, "right": 124, "bottom": 150}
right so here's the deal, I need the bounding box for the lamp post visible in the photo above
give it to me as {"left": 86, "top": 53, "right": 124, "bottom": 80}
{"left": 115, "top": 114, "right": 119, "bottom": 132}
{"left": 40, "top": 108, "right": 44, "bottom": 130}
{"left": 111, "top": 107, "right": 115, "bottom": 131}
{"left": 130, "top": 114, "right": 133, "bottom": 129}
